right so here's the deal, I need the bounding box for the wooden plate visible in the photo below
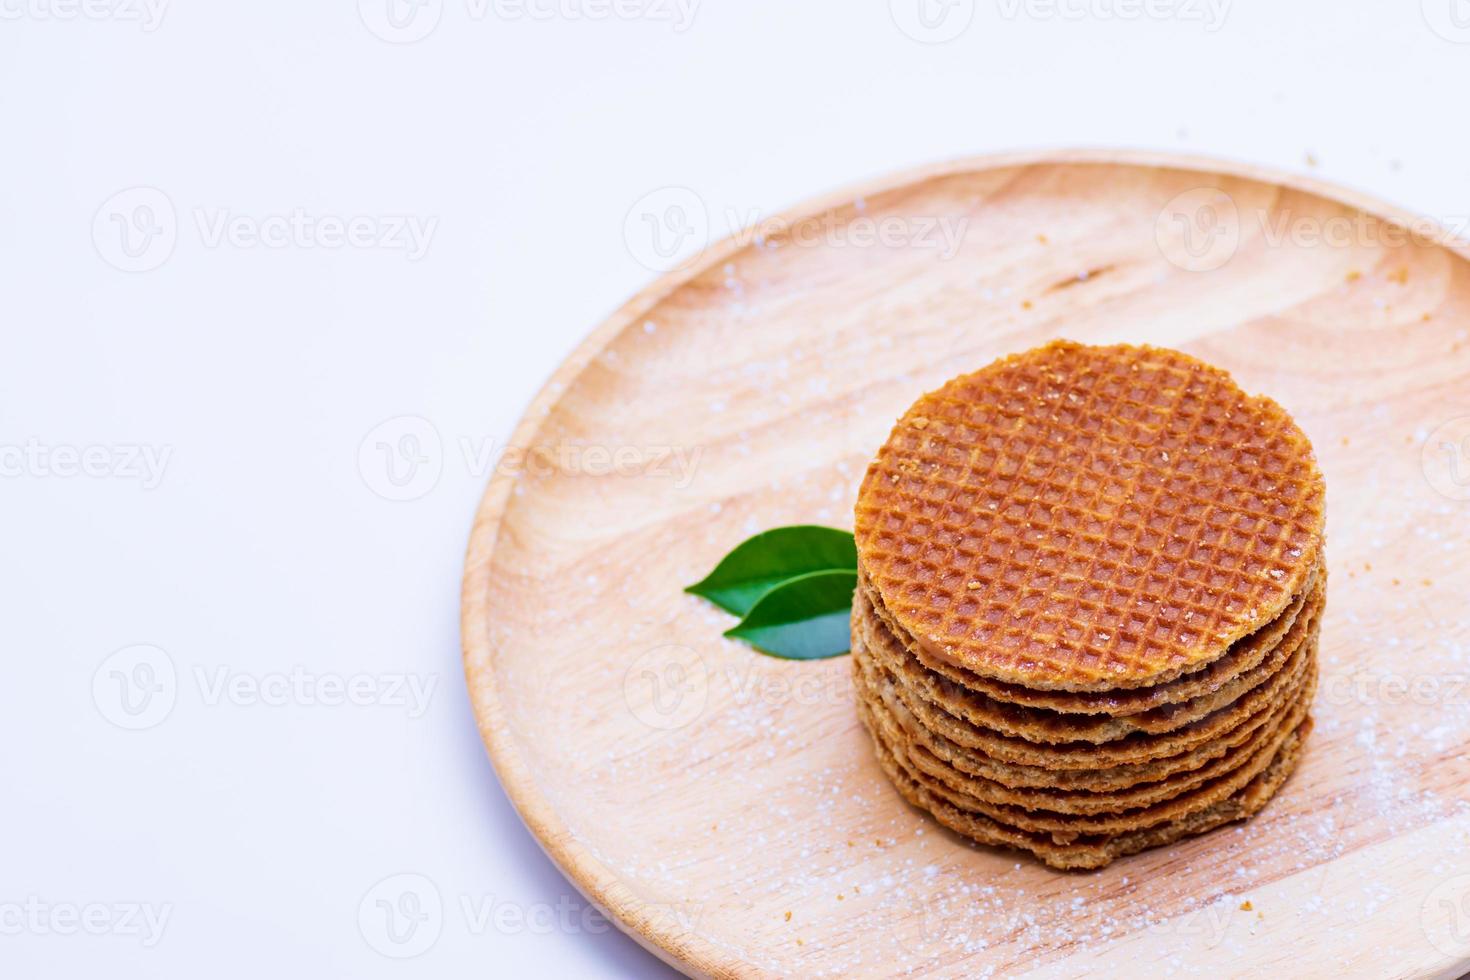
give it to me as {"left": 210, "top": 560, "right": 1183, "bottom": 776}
{"left": 462, "top": 151, "right": 1470, "bottom": 978}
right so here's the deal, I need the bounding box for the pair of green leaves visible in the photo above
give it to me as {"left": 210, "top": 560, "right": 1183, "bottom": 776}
{"left": 684, "top": 525, "right": 857, "bottom": 660}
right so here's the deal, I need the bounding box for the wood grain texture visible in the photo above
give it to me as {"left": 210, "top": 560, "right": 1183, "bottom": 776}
{"left": 461, "top": 151, "right": 1470, "bottom": 979}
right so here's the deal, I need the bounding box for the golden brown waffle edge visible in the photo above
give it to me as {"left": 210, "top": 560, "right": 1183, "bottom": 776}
{"left": 857, "top": 577, "right": 1324, "bottom": 745}
{"left": 859, "top": 695, "right": 1312, "bottom": 870}
{"left": 859, "top": 558, "right": 1325, "bottom": 715}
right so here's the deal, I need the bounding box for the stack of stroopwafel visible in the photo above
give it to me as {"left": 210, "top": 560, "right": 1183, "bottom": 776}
{"left": 852, "top": 341, "right": 1326, "bottom": 870}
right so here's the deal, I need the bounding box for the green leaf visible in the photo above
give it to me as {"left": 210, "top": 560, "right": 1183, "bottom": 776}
{"left": 723, "top": 569, "right": 857, "bottom": 660}
{"left": 685, "top": 525, "right": 856, "bottom": 616}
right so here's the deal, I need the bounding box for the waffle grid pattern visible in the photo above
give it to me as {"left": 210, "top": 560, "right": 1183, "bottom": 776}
{"left": 854, "top": 342, "right": 1325, "bottom": 689}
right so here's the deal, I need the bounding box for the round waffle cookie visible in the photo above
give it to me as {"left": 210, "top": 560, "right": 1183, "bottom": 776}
{"left": 854, "top": 340, "right": 1326, "bottom": 692}
{"left": 852, "top": 341, "right": 1326, "bottom": 869}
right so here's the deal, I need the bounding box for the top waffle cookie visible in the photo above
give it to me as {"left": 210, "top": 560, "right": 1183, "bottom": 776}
{"left": 854, "top": 341, "right": 1325, "bottom": 692}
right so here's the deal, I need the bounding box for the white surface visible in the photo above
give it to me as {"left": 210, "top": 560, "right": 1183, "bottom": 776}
{"left": 2, "top": 1, "right": 1467, "bottom": 976}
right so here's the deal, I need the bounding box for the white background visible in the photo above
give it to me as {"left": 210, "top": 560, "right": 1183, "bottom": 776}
{"left": 2, "top": 1, "right": 1468, "bottom": 976}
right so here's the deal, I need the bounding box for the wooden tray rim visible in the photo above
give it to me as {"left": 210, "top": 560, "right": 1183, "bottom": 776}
{"left": 459, "top": 147, "right": 1470, "bottom": 978}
